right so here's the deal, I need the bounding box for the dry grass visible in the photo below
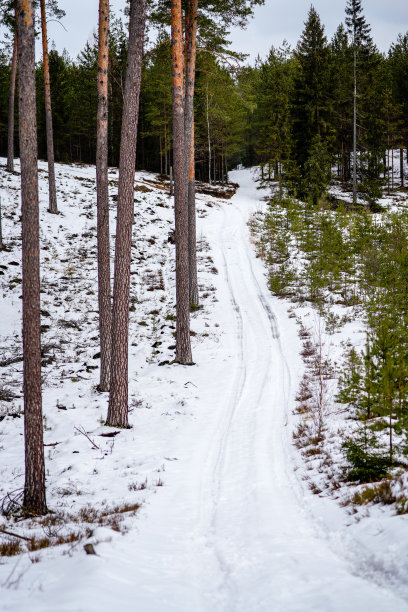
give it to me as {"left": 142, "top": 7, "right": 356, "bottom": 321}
{"left": 0, "top": 538, "right": 22, "bottom": 556}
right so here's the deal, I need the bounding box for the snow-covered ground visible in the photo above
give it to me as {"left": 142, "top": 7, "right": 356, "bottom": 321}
{"left": 0, "top": 161, "right": 407, "bottom": 610}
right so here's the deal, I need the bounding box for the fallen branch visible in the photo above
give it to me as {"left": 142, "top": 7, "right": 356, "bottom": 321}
{"left": 0, "top": 528, "right": 31, "bottom": 542}
{"left": 184, "top": 381, "right": 198, "bottom": 388}
{"left": 74, "top": 425, "right": 100, "bottom": 450}
{"left": 0, "top": 355, "right": 23, "bottom": 367}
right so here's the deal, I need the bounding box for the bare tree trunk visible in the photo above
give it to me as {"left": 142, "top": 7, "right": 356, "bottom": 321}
{"left": 160, "top": 133, "right": 163, "bottom": 174}
{"left": 18, "top": 0, "right": 47, "bottom": 516}
{"left": 400, "top": 147, "right": 404, "bottom": 188}
{"left": 184, "top": 0, "right": 197, "bottom": 177}
{"left": 169, "top": 165, "right": 174, "bottom": 196}
{"left": 188, "top": 122, "right": 198, "bottom": 305}
{"left": 352, "top": 48, "right": 357, "bottom": 205}
{"left": 171, "top": 0, "right": 193, "bottom": 364}
{"left": 184, "top": 0, "right": 198, "bottom": 307}
{"left": 96, "top": 0, "right": 111, "bottom": 392}
{"left": 40, "top": 0, "right": 57, "bottom": 214}
{"left": 107, "top": 0, "right": 146, "bottom": 427}
{"left": 391, "top": 136, "right": 394, "bottom": 191}
{"left": 7, "top": 10, "right": 18, "bottom": 173}
{"left": 164, "top": 116, "right": 168, "bottom": 175}
{"left": 0, "top": 194, "right": 3, "bottom": 249}
{"left": 206, "top": 83, "right": 211, "bottom": 184}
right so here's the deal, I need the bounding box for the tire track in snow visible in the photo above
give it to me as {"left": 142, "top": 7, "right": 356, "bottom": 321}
{"left": 197, "top": 204, "right": 247, "bottom": 610}
{"left": 196, "top": 172, "right": 408, "bottom": 612}
{"left": 198, "top": 200, "right": 287, "bottom": 610}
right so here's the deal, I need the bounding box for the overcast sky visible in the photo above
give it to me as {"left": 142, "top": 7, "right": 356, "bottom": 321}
{"left": 42, "top": 0, "right": 407, "bottom": 64}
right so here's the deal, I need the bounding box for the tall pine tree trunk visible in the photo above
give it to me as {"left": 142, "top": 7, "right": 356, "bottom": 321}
{"left": 400, "top": 147, "right": 404, "bottom": 188}
{"left": 206, "top": 83, "right": 211, "bottom": 184}
{"left": 96, "top": 0, "right": 111, "bottom": 392}
{"left": 6, "top": 9, "right": 18, "bottom": 173}
{"left": 40, "top": 0, "right": 57, "bottom": 214}
{"left": 171, "top": 0, "right": 192, "bottom": 364}
{"left": 184, "top": 0, "right": 198, "bottom": 307}
{"left": 18, "top": 0, "right": 47, "bottom": 515}
{"left": 352, "top": 47, "right": 357, "bottom": 205}
{"left": 188, "top": 122, "right": 198, "bottom": 305}
{"left": 107, "top": 0, "right": 146, "bottom": 427}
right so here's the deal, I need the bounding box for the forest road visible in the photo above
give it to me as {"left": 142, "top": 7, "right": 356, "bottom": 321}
{"left": 121, "top": 167, "right": 408, "bottom": 612}
{"left": 183, "top": 167, "right": 407, "bottom": 612}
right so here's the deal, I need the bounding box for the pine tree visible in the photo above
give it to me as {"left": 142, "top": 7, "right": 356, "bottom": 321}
{"left": 107, "top": 0, "right": 147, "bottom": 427}
{"left": 142, "top": 32, "right": 172, "bottom": 174}
{"left": 40, "top": 0, "right": 59, "bottom": 213}
{"left": 345, "top": 0, "right": 372, "bottom": 204}
{"left": 96, "top": 0, "right": 111, "bottom": 392}
{"left": 171, "top": 0, "right": 193, "bottom": 364}
{"left": 184, "top": 0, "right": 198, "bottom": 307}
{"left": 6, "top": 4, "right": 17, "bottom": 172}
{"left": 17, "top": 0, "right": 47, "bottom": 515}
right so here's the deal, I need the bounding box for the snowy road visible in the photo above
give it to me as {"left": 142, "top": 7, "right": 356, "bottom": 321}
{"left": 93, "top": 169, "right": 408, "bottom": 611}
{"left": 2, "top": 168, "right": 407, "bottom": 611}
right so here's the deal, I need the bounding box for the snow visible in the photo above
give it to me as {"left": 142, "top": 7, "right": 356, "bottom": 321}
{"left": 0, "top": 161, "right": 407, "bottom": 610}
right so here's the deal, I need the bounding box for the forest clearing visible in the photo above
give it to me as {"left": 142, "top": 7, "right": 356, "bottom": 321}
{"left": 1, "top": 0, "right": 408, "bottom": 610}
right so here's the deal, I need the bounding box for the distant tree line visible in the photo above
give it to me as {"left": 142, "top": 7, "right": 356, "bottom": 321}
{"left": 243, "top": 1, "right": 408, "bottom": 206}
{"left": 1, "top": 1, "right": 407, "bottom": 199}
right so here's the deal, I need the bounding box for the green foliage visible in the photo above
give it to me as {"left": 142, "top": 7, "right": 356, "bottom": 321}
{"left": 302, "top": 134, "right": 331, "bottom": 206}
{"left": 357, "top": 151, "right": 385, "bottom": 208}
{"left": 257, "top": 189, "right": 408, "bottom": 481}
{"left": 289, "top": 7, "right": 333, "bottom": 197}
{"left": 343, "top": 430, "right": 391, "bottom": 482}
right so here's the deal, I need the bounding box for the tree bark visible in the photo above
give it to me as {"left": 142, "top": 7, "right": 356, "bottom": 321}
{"left": 171, "top": 0, "right": 193, "bottom": 364}
{"left": 184, "top": 0, "right": 198, "bottom": 307}
{"left": 107, "top": 0, "right": 146, "bottom": 427}
{"left": 206, "top": 83, "right": 211, "bottom": 184}
{"left": 18, "top": 0, "right": 47, "bottom": 516}
{"left": 96, "top": 0, "right": 111, "bottom": 392}
{"left": 40, "top": 0, "right": 57, "bottom": 214}
{"left": 391, "top": 137, "right": 394, "bottom": 190}
{"left": 169, "top": 165, "right": 173, "bottom": 196}
{"left": 0, "top": 194, "right": 3, "bottom": 249}
{"left": 400, "top": 147, "right": 404, "bottom": 188}
{"left": 184, "top": 0, "right": 197, "bottom": 176}
{"left": 188, "top": 122, "right": 198, "bottom": 305}
{"left": 6, "top": 9, "right": 18, "bottom": 174}
{"left": 352, "top": 47, "right": 357, "bottom": 205}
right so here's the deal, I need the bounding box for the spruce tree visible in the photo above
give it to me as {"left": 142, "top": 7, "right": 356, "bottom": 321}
{"left": 329, "top": 24, "right": 351, "bottom": 182}
{"left": 252, "top": 43, "right": 294, "bottom": 182}
{"left": 389, "top": 33, "right": 408, "bottom": 186}
{"left": 290, "top": 6, "right": 332, "bottom": 200}
{"left": 345, "top": 0, "right": 372, "bottom": 204}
